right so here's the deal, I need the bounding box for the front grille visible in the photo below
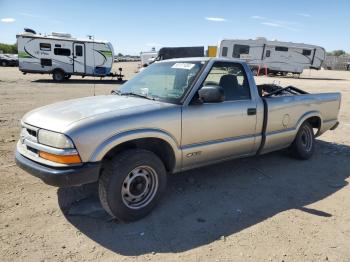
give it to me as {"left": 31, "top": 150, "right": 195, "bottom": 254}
{"left": 26, "top": 145, "right": 38, "bottom": 154}
{"left": 21, "top": 125, "right": 38, "bottom": 143}
{"left": 27, "top": 129, "right": 37, "bottom": 138}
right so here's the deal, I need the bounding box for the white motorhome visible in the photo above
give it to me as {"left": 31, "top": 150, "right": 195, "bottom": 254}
{"left": 17, "top": 29, "right": 115, "bottom": 81}
{"left": 140, "top": 51, "right": 158, "bottom": 66}
{"left": 217, "top": 38, "right": 326, "bottom": 75}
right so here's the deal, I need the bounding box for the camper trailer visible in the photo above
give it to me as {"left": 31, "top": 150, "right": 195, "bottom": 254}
{"left": 217, "top": 38, "right": 325, "bottom": 75}
{"left": 156, "top": 46, "right": 204, "bottom": 60}
{"left": 140, "top": 51, "right": 158, "bottom": 66}
{"left": 17, "top": 29, "right": 117, "bottom": 81}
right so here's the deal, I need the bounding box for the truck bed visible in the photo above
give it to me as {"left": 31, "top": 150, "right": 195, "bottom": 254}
{"left": 256, "top": 84, "right": 341, "bottom": 154}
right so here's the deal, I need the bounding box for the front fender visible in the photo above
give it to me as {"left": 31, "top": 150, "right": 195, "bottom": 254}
{"left": 89, "top": 128, "right": 182, "bottom": 171}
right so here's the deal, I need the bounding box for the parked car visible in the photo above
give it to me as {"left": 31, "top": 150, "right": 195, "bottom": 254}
{"left": 15, "top": 57, "right": 341, "bottom": 222}
{"left": 0, "top": 54, "right": 18, "bottom": 67}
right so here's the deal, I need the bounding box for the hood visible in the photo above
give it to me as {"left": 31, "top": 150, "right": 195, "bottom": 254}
{"left": 23, "top": 95, "right": 172, "bottom": 133}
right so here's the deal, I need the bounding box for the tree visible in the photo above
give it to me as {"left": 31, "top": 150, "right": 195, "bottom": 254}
{"left": 332, "top": 50, "right": 346, "bottom": 56}
{"left": 0, "top": 43, "right": 17, "bottom": 54}
{"left": 327, "top": 50, "right": 346, "bottom": 56}
{"left": 117, "top": 53, "right": 123, "bottom": 57}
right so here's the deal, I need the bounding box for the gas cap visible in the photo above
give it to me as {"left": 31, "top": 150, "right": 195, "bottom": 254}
{"left": 282, "top": 114, "right": 290, "bottom": 127}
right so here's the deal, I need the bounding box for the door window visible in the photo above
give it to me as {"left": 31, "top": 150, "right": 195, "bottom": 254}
{"left": 75, "top": 45, "right": 83, "bottom": 56}
{"left": 201, "top": 62, "right": 251, "bottom": 101}
{"left": 266, "top": 50, "right": 271, "bottom": 57}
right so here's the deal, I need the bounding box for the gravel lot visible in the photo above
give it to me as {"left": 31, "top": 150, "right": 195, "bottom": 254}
{"left": 1, "top": 63, "right": 350, "bottom": 261}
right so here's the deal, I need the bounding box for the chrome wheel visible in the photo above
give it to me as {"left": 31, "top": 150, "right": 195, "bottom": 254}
{"left": 121, "top": 166, "right": 159, "bottom": 209}
{"left": 300, "top": 126, "right": 313, "bottom": 152}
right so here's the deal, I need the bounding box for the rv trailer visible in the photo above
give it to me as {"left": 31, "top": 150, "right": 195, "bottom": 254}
{"left": 140, "top": 51, "right": 158, "bottom": 66}
{"left": 156, "top": 46, "right": 204, "bottom": 60}
{"left": 217, "top": 38, "right": 326, "bottom": 76}
{"left": 17, "top": 29, "right": 123, "bottom": 81}
{"left": 140, "top": 47, "right": 204, "bottom": 68}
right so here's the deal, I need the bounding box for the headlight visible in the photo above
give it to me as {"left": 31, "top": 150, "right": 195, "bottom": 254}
{"left": 38, "top": 129, "right": 74, "bottom": 149}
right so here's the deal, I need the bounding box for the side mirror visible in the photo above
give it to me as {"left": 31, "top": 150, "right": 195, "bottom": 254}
{"left": 198, "top": 85, "right": 225, "bottom": 103}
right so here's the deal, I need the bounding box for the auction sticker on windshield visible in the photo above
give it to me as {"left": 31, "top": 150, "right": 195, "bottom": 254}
{"left": 171, "top": 63, "right": 195, "bottom": 70}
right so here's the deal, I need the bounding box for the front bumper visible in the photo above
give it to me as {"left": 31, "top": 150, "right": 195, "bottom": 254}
{"left": 15, "top": 151, "right": 101, "bottom": 187}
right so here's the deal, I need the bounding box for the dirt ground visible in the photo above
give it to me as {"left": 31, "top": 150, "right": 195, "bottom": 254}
{"left": 1, "top": 62, "right": 350, "bottom": 262}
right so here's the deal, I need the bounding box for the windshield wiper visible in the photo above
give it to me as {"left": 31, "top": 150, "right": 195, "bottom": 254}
{"left": 112, "top": 90, "right": 156, "bottom": 100}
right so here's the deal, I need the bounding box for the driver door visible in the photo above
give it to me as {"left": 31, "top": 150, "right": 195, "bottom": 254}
{"left": 181, "top": 61, "right": 258, "bottom": 169}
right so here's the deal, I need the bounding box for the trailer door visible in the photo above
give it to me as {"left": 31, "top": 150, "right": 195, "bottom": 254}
{"left": 73, "top": 43, "right": 85, "bottom": 73}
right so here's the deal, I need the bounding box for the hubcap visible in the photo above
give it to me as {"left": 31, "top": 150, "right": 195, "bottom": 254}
{"left": 300, "top": 126, "right": 313, "bottom": 152}
{"left": 121, "top": 166, "right": 158, "bottom": 209}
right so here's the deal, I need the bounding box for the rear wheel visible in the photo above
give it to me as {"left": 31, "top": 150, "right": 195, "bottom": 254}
{"left": 289, "top": 122, "right": 315, "bottom": 159}
{"left": 52, "top": 69, "right": 65, "bottom": 82}
{"left": 99, "top": 149, "right": 167, "bottom": 222}
{"left": 1, "top": 61, "right": 8, "bottom": 67}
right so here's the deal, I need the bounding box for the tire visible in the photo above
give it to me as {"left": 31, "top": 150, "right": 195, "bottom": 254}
{"left": 1, "top": 61, "right": 8, "bottom": 67}
{"left": 99, "top": 149, "right": 167, "bottom": 222}
{"left": 64, "top": 74, "right": 71, "bottom": 80}
{"left": 52, "top": 69, "right": 65, "bottom": 82}
{"left": 289, "top": 122, "right": 315, "bottom": 160}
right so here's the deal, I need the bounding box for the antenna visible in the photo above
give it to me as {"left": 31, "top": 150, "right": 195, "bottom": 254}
{"left": 88, "top": 35, "right": 96, "bottom": 96}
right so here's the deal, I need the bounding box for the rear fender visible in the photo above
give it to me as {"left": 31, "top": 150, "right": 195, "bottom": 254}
{"left": 295, "top": 111, "right": 323, "bottom": 136}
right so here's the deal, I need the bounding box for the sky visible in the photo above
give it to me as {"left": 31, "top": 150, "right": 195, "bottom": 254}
{"left": 0, "top": 0, "right": 349, "bottom": 55}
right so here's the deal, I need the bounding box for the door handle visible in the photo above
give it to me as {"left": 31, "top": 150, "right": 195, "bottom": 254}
{"left": 247, "top": 108, "right": 256, "bottom": 115}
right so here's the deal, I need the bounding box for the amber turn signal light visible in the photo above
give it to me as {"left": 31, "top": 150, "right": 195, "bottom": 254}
{"left": 39, "top": 151, "right": 81, "bottom": 164}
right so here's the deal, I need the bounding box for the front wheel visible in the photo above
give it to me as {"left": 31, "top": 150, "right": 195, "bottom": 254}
{"left": 99, "top": 149, "right": 167, "bottom": 222}
{"left": 289, "top": 122, "right": 315, "bottom": 159}
{"left": 1, "top": 61, "right": 8, "bottom": 67}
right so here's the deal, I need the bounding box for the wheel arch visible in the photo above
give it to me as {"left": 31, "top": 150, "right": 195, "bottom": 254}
{"left": 90, "top": 129, "right": 181, "bottom": 173}
{"left": 296, "top": 111, "right": 322, "bottom": 136}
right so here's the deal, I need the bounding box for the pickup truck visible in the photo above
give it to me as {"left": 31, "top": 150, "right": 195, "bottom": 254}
{"left": 15, "top": 57, "right": 341, "bottom": 222}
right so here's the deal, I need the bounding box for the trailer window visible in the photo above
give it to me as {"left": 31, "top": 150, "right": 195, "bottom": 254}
{"left": 266, "top": 50, "right": 271, "bottom": 57}
{"left": 275, "top": 46, "right": 288, "bottom": 52}
{"left": 75, "top": 45, "right": 83, "bottom": 56}
{"left": 302, "top": 49, "right": 312, "bottom": 56}
{"left": 232, "top": 45, "right": 250, "bottom": 58}
{"left": 54, "top": 48, "right": 71, "bottom": 56}
{"left": 221, "top": 47, "right": 228, "bottom": 57}
{"left": 40, "top": 43, "right": 51, "bottom": 51}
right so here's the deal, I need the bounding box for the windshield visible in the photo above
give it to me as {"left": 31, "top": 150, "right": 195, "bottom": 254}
{"left": 114, "top": 61, "right": 205, "bottom": 103}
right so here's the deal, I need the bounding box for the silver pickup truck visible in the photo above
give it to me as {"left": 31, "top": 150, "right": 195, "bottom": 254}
{"left": 16, "top": 57, "right": 341, "bottom": 221}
